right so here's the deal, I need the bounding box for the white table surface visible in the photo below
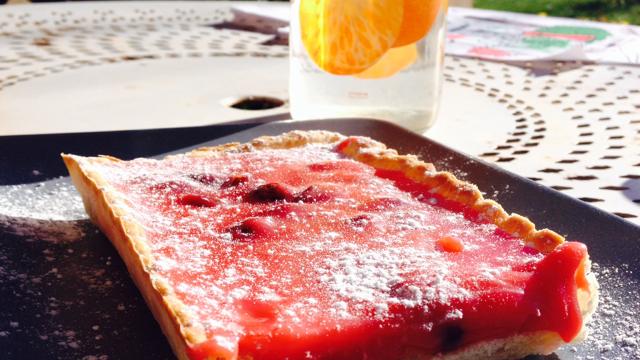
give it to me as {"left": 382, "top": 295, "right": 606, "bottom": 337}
{"left": 1, "top": 1, "right": 639, "bottom": 225}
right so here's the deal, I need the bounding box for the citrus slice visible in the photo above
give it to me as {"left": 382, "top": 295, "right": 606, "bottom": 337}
{"left": 393, "top": 0, "right": 442, "bottom": 47}
{"left": 300, "top": 0, "right": 404, "bottom": 75}
{"left": 355, "top": 43, "right": 417, "bottom": 79}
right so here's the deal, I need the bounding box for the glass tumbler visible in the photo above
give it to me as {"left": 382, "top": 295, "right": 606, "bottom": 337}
{"left": 289, "top": 0, "right": 448, "bottom": 132}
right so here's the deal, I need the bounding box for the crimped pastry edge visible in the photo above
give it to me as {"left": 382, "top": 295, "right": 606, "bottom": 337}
{"left": 62, "top": 129, "right": 597, "bottom": 360}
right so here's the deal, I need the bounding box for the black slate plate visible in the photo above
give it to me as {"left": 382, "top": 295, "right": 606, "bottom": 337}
{"left": 1, "top": 118, "right": 638, "bottom": 360}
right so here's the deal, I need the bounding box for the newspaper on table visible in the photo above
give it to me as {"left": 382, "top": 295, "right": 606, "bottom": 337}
{"left": 447, "top": 7, "right": 640, "bottom": 64}
{"left": 230, "top": 4, "right": 640, "bottom": 65}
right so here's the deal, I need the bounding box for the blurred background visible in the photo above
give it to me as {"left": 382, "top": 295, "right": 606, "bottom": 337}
{"left": 1, "top": 0, "right": 639, "bottom": 25}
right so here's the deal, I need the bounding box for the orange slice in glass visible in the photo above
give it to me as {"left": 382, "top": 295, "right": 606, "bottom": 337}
{"left": 300, "top": 0, "right": 404, "bottom": 75}
{"left": 355, "top": 43, "right": 417, "bottom": 79}
{"left": 393, "top": 0, "right": 442, "bottom": 47}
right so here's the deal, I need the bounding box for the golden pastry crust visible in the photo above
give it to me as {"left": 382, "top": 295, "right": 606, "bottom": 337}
{"left": 62, "top": 130, "right": 597, "bottom": 360}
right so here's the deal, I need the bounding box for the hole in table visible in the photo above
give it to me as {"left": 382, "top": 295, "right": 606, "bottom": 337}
{"left": 567, "top": 175, "right": 598, "bottom": 181}
{"left": 539, "top": 168, "right": 563, "bottom": 173}
{"left": 614, "top": 212, "right": 637, "bottom": 219}
{"left": 223, "top": 96, "right": 285, "bottom": 111}
{"left": 579, "top": 197, "right": 604, "bottom": 203}
{"left": 621, "top": 175, "right": 640, "bottom": 179}
{"left": 601, "top": 186, "right": 629, "bottom": 191}
{"left": 551, "top": 185, "right": 572, "bottom": 191}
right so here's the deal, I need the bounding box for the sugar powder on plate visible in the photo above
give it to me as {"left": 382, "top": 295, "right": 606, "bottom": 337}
{"left": 0, "top": 178, "right": 88, "bottom": 243}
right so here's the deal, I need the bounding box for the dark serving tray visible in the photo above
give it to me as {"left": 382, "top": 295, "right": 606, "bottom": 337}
{"left": 1, "top": 118, "right": 639, "bottom": 359}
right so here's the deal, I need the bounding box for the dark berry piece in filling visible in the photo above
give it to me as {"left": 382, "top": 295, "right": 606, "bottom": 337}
{"left": 149, "top": 180, "right": 187, "bottom": 192}
{"left": 294, "top": 185, "right": 332, "bottom": 203}
{"left": 188, "top": 173, "right": 218, "bottom": 185}
{"left": 246, "top": 183, "right": 293, "bottom": 203}
{"left": 388, "top": 280, "right": 423, "bottom": 302}
{"left": 221, "top": 175, "right": 249, "bottom": 189}
{"left": 440, "top": 324, "right": 464, "bottom": 352}
{"left": 178, "top": 194, "right": 218, "bottom": 207}
{"left": 231, "top": 217, "right": 275, "bottom": 240}
{"left": 349, "top": 214, "right": 371, "bottom": 229}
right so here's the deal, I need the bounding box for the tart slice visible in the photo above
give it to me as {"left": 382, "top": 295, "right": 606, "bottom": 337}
{"left": 62, "top": 131, "right": 597, "bottom": 360}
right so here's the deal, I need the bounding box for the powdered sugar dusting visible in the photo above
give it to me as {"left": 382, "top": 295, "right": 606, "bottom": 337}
{"left": 318, "top": 246, "right": 469, "bottom": 319}
{"left": 0, "top": 178, "right": 86, "bottom": 221}
{"left": 0, "top": 175, "right": 176, "bottom": 358}
{"left": 0, "top": 178, "right": 88, "bottom": 243}
{"left": 574, "top": 262, "right": 640, "bottom": 359}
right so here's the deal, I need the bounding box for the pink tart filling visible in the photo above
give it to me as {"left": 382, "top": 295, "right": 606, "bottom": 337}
{"left": 87, "top": 140, "right": 589, "bottom": 359}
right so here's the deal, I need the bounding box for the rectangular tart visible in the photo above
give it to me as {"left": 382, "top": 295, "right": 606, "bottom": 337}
{"left": 62, "top": 130, "right": 598, "bottom": 360}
